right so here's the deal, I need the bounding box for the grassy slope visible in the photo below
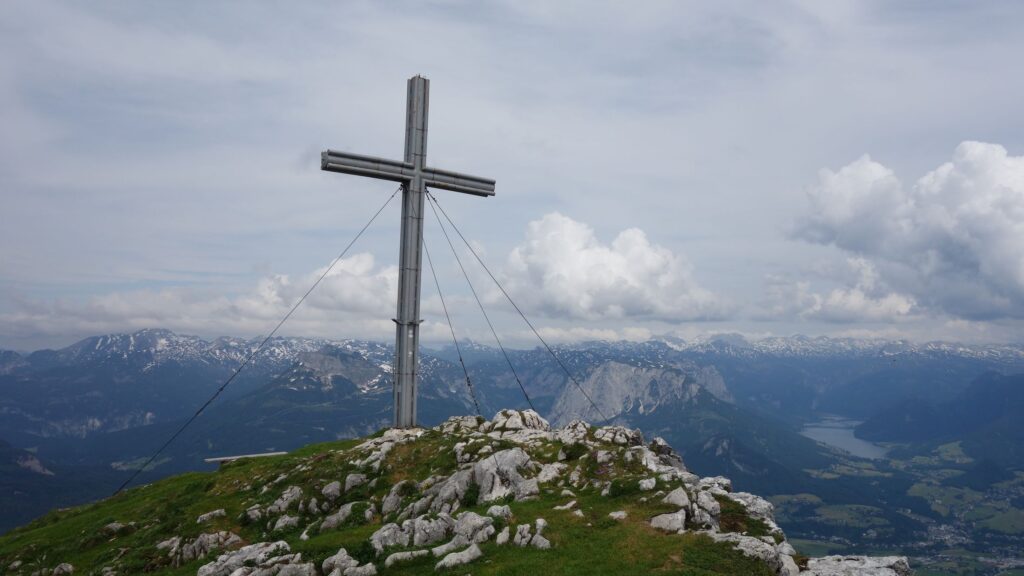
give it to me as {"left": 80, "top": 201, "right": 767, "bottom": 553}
{"left": 0, "top": 425, "right": 778, "bottom": 576}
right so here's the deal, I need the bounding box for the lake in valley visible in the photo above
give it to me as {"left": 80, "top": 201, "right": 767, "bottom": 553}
{"left": 800, "top": 415, "right": 890, "bottom": 460}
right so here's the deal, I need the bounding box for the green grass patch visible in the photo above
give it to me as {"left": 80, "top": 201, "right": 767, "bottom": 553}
{"left": 715, "top": 495, "right": 773, "bottom": 538}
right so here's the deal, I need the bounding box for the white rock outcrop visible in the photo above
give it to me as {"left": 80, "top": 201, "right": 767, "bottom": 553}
{"left": 196, "top": 509, "right": 226, "bottom": 524}
{"left": 384, "top": 549, "right": 428, "bottom": 568}
{"left": 157, "top": 531, "right": 241, "bottom": 567}
{"left": 435, "top": 543, "right": 482, "bottom": 570}
{"left": 649, "top": 510, "right": 686, "bottom": 533}
{"left": 197, "top": 541, "right": 316, "bottom": 576}
{"left": 803, "top": 556, "right": 913, "bottom": 576}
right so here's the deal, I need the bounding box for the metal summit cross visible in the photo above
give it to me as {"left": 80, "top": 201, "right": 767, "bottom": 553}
{"left": 321, "top": 75, "right": 495, "bottom": 429}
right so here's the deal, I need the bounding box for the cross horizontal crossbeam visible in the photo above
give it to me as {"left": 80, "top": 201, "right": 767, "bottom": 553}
{"left": 322, "top": 150, "right": 495, "bottom": 197}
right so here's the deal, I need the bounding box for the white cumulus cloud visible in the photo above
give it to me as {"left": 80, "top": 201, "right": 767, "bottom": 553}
{"left": 1, "top": 253, "right": 399, "bottom": 345}
{"left": 794, "top": 141, "right": 1024, "bottom": 320}
{"left": 501, "top": 213, "right": 727, "bottom": 321}
{"left": 759, "top": 258, "right": 916, "bottom": 323}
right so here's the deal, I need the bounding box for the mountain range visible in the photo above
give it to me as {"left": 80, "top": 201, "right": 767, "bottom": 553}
{"left": 1, "top": 328, "right": 1023, "bottom": 571}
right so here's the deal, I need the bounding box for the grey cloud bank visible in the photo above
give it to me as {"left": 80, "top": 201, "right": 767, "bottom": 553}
{"left": 2, "top": 1, "right": 1024, "bottom": 349}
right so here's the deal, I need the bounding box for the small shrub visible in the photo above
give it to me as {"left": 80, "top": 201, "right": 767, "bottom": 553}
{"left": 343, "top": 502, "right": 371, "bottom": 528}
{"left": 608, "top": 478, "right": 641, "bottom": 498}
{"left": 461, "top": 480, "right": 480, "bottom": 508}
{"left": 350, "top": 540, "right": 376, "bottom": 564}
{"left": 562, "top": 443, "right": 589, "bottom": 461}
{"left": 397, "top": 481, "right": 418, "bottom": 497}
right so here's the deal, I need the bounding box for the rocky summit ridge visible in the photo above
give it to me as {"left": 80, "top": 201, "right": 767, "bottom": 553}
{"left": 0, "top": 409, "right": 912, "bottom": 576}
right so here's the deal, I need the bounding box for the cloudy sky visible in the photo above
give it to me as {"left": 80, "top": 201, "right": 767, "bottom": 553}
{"left": 3, "top": 1, "right": 1024, "bottom": 350}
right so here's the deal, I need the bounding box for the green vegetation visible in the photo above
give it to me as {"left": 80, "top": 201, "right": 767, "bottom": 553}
{"left": 715, "top": 495, "right": 773, "bottom": 539}
{"left": 0, "top": 422, "right": 783, "bottom": 575}
{"left": 813, "top": 505, "right": 888, "bottom": 528}
{"left": 979, "top": 509, "right": 1024, "bottom": 534}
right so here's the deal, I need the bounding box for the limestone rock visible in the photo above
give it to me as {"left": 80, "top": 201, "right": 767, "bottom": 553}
{"left": 553, "top": 500, "right": 577, "bottom": 510}
{"left": 52, "top": 564, "right": 73, "bottom": 575}
{"left": 370, "top": 523, "right": 409, "bottom": 554}
{"left": 649, "top": 436, "right": 673, "bottom": 455}
{"left": 268, "top": 486, "right": 303, "bottom": 515}
{"left": 608, "top": 510, "right": 627, "bottom": 520}
{"left": 101, "top": 521, "right": 129, "bottom": 536}
{"left": 322, "top": 547, "right": 377, "bottom": 576}
{"left": 454, "top": 511, "right": 495, "bottom": 543}
{"left": 322, "top": 548, "right": 358, "bottom": 573}
{"left": 322, "top": 481, "right": 341, "bottom": 501}
{"left": 779, "top": 554, "right": 801, "bottom": 576}
{"left": 708, "top": 532, "right": 783, "bottom": 575}
{"left": 273, "top": 515, "right": 299, "bottom": 532}
{"left": 699, "top": 476, "right": 732, "bottom": 493}
{"left": 196, "top": 509, "right": 226, "bottom": 524}
{"left": 384, "top": 550, "right": 428, "bottom": 568}
{"left": 410, "top": 514, "right": 454, "bottom": 546}
{"left": 435, "top": 543, "right": 483, "bottom": 570}
{"left": 638, "top": 477, "right": 656, "bottom": 491}
{"left": 537, "top": 462, "right": 567, "bottom": 483}
{"left": 431, "top": 535, "right": 469, "bottom": 558}
{"left": 495, "top": 526, "right": 510, "bottom": 545}
{"left": 727, "top": 491, "right": 781, "bottom": 533}
{"left": 157, "top": 531, "right": 243, "bottom": 567}
{"left": 242, "top": 505, "right": 263, "bottom": 523}
{"left": 662, "top": 487, "right": 691, "bottom": 508}
{"left": 649, "top": 510, "right": 686, "bottom": 533}
{"left": 342, "top": 565, "right": 377, "bottom": 576}
{"left": 486, "top": 504, "right": 512, "bottom": 521}
{"left": 554, "top": 419, "right": 591, "bottom": 445}
{"left": 454, "top": 441, "right": 476, "bottom": 464}
{"left": 439, "top": 415, "right": 482, "bottom": 434}
{"left": 696, "top": 490, "right": 721, "bottom": 518}
{"left": 513, "top": 523, "right": 532, "bottom": 547}
{"left": 345, "top": 473, "right": 368, "bottom": 492}
{"left": 382, "top": 480, "right": 414, "bottom": 516}
{"left": 321, "top": 502, "right": 358, "bottom": 531}
{"left": 197, "top": 541, "right": 311, "bottom": 576}
{"left": 428, "top": 532, "right": 468, "bottom": 557}
{"left": 803, "top": 556, "right": 913, "bottom": 576}
{"left": 650, "top": 437, "right": 687, "bottom": 470}
{"left": 491, "top": 409, "right": 550, "bottom": 431}
{"left": 415, "top": 447, "right": 537, "bottom": 511}
{"left": 593, "top": 425, "right": 644, "bottom": 446}
{"left": 777, "top": 541, "right": 797, "bottom": 557}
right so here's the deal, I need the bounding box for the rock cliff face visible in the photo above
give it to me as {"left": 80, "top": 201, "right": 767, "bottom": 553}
{"left": 0, "top": 409, "right": 911, "bottom": 575}
{"left": 548, "top": 362, "right": 731, "bottom": 425}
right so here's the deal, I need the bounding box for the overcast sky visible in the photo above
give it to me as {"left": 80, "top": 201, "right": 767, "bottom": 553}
{"left": 3, "top": 1, "right": 1024, "bottom": 350}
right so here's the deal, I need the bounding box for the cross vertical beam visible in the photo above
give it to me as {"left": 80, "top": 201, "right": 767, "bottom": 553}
{"left": 394, "top": 76, "right": 429, "bottom": 429}
{"left": 321, "top": 76, "right": 495, "bottom": 428}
